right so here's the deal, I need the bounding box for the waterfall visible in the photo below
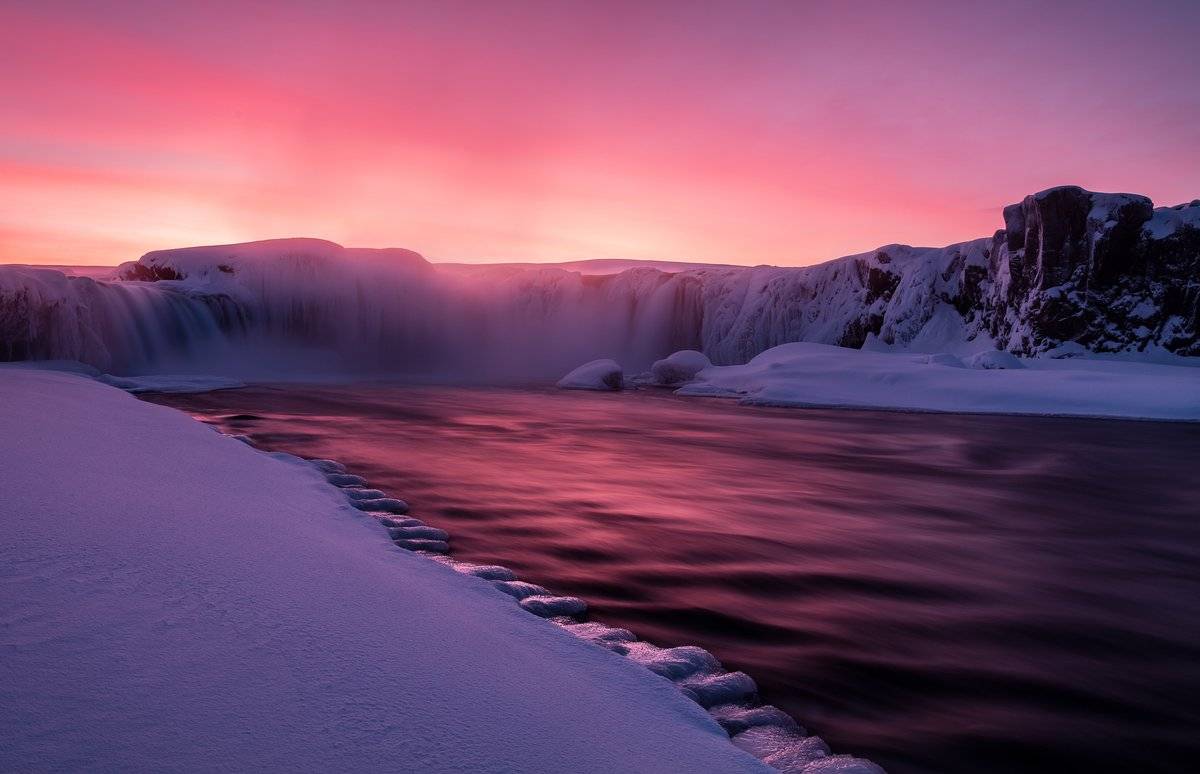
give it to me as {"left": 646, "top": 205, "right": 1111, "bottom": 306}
{"left": 0, "top": 267, "right": 246, "bottom": 373}
{"left": 0, "top": 235, "right": 994, "bottom": 378}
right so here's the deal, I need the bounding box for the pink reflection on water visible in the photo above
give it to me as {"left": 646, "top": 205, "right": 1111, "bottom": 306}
{"left": 154, "top": 385, "right": 1200, "bottom": 774}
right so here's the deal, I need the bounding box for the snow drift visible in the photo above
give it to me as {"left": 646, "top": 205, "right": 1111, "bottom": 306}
{"left": 675, "top": 342, "right": 1200, "bottom": 421}
{"left": 1, "top": 185, "right": 1197, "bottom": 377}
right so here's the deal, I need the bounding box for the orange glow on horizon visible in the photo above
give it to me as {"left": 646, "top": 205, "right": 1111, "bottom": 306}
{"left": 2, "top": 2, "right": 1198, "bottom": 267}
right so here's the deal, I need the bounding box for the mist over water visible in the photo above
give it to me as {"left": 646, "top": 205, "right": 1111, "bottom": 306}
{"left": 151, "top": 384, "right": 1200, "bottom": 774}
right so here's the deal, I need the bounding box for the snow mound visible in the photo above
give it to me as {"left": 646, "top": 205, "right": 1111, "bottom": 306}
{"left": 964, "top": 350, "right": 1026, "bottom": 370}
{"left": 520, "top": 594, "right": 589, "bottom": 617}
{"left": 922, "top": 353, "right": 964, "bottom": 368}
{"left": 733, "top": 726, "right": 833, "bottom": 771}
{"left": 557, "top": 359, "right": 624, "bottom": 390}
{"left": 561, "top": 621, "right": 638, "bottom": 645}
{"left": 681, "top": 671, "right": 758, "bottom": 708}
{"left": 494, "top": 580, "right": 552, "bottom": 600}
{"left": 617, "top": 642, "right": 721, "bottom": 681}
{"left": 651, "top": 349, "right": 713, "bottom": 384}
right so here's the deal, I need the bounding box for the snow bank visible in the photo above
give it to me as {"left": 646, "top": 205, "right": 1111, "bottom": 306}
{"left": 651, "top": 349, "right": 713, "bottom": 384}
{"left": 0, "top": 369, "right": 773, "bottom": 773}
{"left": 557, "top": 358, "right": 624, "bottom": 390}
{"left": 677, "top": 342, "right": 1200, "bottom": 421}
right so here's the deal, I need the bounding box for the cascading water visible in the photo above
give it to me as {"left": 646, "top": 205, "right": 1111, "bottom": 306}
{"left": 0, "top": 266, "right": 246, "bottom": 373}
{"left": 0, "top": 238, "right": 1022, "bottom": 378}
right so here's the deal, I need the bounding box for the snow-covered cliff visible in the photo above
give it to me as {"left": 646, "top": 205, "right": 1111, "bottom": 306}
{"left": 982, "top": 186, "right": 1200, "bottom": 355}
{"left": 1, "top": 186, "right": 1196, "bottom": 375}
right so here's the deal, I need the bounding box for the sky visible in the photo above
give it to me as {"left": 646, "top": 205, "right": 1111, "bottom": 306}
{"left": 1, "top": 0, "right": 1198, "bottom": 267}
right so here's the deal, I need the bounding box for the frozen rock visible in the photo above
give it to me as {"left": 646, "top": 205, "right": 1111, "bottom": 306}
{"left": 394, "top": 538, "right": 449, "bottom": 553}
{"left": 680, "top": 671, "right": 757, "bottom": 708}
{"left": 388, "top": 525, "right": 449, "bottom": 542}
{"left": 519, "top": 595, "right": 588, "bottom": 618}
{"left": 709, "top": 704, "right": 800, "bottom": 736}
{"left": 964, "top": 349, "right": 1025, "bottom": 369}
{"left": 560, "top": 621, "right": 638, "bottom": 645}
{"left": 801, "top": 755, "right": 887, "bottom": 774}
{"left": 344, "top": 488, "right": 388, "bottom": 500}
{"left": 326, "top": 473, "right": 367, "bottom": 487}
{"left": 650, "top": 349, "right": 712, "bottom": 385}
{"left": 352, "top": 497, "right": 410, "bottom": 514}
{"left": 618, "top": 642, "right": 721, "bottom": 681}
{"left": 309, "top": 459, "right": 346, "bottom": 474}
{"left": 378, "top": 515, "right": 424, "bottom": 528}
{"left": 493, "top": 580, "right": 551, "bottom": 600}
{"left": 458, "top": 564, "right": 516, "bottom": 581}
{"left": 732, "top": 726, "right": 833, "bottom": 772}
{"left": 557, "top": 359, "right": 623, "bottom": 391}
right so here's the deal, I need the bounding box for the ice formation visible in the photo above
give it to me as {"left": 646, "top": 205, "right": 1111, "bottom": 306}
{"left": 650, "top": 349, "right": 713, "bottom": 384}
{"left": 1, "top": 186, "right": 1196, "bottom": 377}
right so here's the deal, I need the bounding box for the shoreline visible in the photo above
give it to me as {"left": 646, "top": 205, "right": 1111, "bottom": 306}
{"left": 142, "top": 382, "right": 887, "bottom": 774}
{"left": 0, "top": 367, "right": 880, "bottom": 774}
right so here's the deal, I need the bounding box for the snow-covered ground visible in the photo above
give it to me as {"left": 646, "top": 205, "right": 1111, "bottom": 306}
{"left": 672, "top": 343, "right": 1200, "bottom": 421}
{"left": 0, "top": 368, "right": 791, "bottom": 773}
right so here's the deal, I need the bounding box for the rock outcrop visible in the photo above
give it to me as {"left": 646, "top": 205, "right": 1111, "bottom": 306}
{"left": 980, "top": 186, "right": 1200, "bottom": 355}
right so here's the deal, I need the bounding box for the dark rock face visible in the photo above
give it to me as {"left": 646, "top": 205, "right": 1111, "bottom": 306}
{"left": 982, "top": 186, "right": 1199, "bottom": 355}
{"left": 119, "top": 263, "right": 182, "bottom": 282}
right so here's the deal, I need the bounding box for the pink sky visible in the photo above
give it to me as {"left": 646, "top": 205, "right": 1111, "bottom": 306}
{"left": 2, "top": 0, "right": 1198, "bottom": 267}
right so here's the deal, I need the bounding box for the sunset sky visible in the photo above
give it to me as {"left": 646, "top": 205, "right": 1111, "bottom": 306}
{"left": 2, "top": 0, "right": 1198, "bottom": 267}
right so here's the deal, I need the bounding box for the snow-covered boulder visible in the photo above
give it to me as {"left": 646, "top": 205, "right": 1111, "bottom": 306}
{"left": 557, "top": 359, "right": 624, "bottom": 391}
{"left": 651, "top": 350, "right": 712, "bottom": 385}
{"left": 964, "top": 350, "right": 1025, "bottom": 369}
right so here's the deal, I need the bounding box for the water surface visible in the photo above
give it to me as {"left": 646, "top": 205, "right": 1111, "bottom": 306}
{"left": 149, "top": 385, "right": 1200, "bottom": 774}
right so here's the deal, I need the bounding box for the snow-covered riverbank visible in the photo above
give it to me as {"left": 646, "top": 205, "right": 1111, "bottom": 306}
{"left": 0, "top": 370, "right": 754, "bottom": 771}
{"left": 0, "top": 368, "right": 885, "bottom": 773}
{"left": 670, "top": 344, "right": 1200, "bottom": 421}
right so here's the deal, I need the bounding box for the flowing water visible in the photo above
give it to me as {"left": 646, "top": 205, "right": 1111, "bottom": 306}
{"left": 148, "top": 385, "right": 1200, "bottom": 774}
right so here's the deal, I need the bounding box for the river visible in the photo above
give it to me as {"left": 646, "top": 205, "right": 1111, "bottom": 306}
{"left": 147, "top": 384, "right": 1200, "bottom": 774}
